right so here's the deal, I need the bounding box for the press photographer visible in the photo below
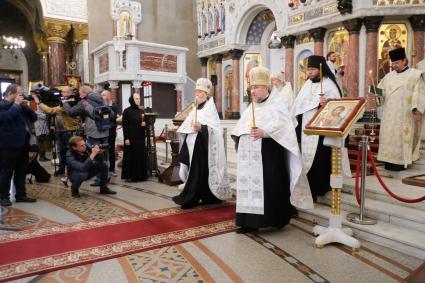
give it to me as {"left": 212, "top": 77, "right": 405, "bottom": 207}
{"left": 66, "top": 136, "right": 116, "bottom": 198}
{"left": 32, "top": 86, "right": 82, "bottom": 177}
{"left": 0, "top": 83, "right": 37, "bottom": 206}
{"left": 63, "top": 85, "right": 113, "bottom": 166}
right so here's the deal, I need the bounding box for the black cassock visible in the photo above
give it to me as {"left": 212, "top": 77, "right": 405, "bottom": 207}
{"left": 236, "top": 138, "right": 292, "bottom": 229}
{"left": 121, "top": 106, "right": 148, "bottom": 182}
{"left": 172, "top": 124, "right": 221, "bottom": 208}
{"left": 295, "top": 114, "right": 331, "bottom": 200}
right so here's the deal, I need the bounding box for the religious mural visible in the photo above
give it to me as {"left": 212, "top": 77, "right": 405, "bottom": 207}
{"left": 296, "top": 50, "right": 313, "bottom": 93}
{"left": 327, "top": 29, "right": 349, "bottom": 67}
{"left": 378, "top": 23, "right": 408, "bottom": 81}
{"left": 243, "top": 53, "right": 262, "bottom": 102}
{"left": 197, "top": 0, "right": 226, "bottom": 39}
{"left": 327, "top": 28, "right": 349, "bottom": 93}
{"left": 223, "top": 65, "right": 233, "bottom": 118}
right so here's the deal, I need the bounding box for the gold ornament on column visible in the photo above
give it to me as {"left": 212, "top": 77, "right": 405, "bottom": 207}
{"left": 33, "top": 32, "right": 49, "bottom": 54}
{"left": 43, "top": 19, "right": 71, "bottom": 43}
{"left": 72, "top": 23, "right": 89, "bottom": 45}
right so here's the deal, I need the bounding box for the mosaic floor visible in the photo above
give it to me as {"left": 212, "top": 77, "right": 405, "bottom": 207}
{"left": 1, "top": 164, "right": 423, "bottom": 283}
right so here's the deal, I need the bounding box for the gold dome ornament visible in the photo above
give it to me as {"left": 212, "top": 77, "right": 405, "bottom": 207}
{"left": 249, "top": 66, "right": 270, "bottom": 86}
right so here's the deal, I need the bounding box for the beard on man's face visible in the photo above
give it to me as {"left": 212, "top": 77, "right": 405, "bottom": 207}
{"left": 309, "top": 73, "right": 321, "bottom": 83}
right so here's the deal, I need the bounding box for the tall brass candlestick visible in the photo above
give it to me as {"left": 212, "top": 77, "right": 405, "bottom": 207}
{"left": 251, "top": 99, "right": 256, "bottom": 128}
{"left": 319, "top": 63, "right": 324, "bottom": 97}
{"left": 194, "top": 97, "right": 198, "bottom": 124}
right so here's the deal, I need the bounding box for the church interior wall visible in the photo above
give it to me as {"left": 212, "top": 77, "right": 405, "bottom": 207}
{"left": 0, "top": 0, "right": 40, "bottom": 85}
{"left": 134, "top": 0, "right": 200, "bottom": 81}
{"left": 87, "top": 0, "right": 114, "bottom": 84}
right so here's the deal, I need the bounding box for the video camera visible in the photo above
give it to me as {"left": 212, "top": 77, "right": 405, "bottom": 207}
{"left": 30, "top": 84, "right": 80, "bottom": 107}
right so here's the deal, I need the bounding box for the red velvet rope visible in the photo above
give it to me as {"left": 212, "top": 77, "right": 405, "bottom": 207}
{"left": 354, "top": 149, "right": 425, "bottom": 204}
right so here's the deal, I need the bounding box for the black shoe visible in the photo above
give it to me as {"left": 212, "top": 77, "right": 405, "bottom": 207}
{"left": 100, "top": 188, "right": 117, "bottom": 194}
{"left": 1, "top": 199, "right": 12, "bottom": 206}
{"left": 15, "top": 196, "right": 37, "bottom": 203}
{"left": 54, "top": 170, "right": 65, "bottom": 177}
{"left": 90, "top": 182, "right": 101, "bottom": 187}
{"left": 235, "top": 227, "right": 258, "bottom": 234}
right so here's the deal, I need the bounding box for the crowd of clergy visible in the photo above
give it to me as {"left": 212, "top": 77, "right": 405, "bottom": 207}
{"left": 172, "top": 47, "right": 425, "bottom": 234}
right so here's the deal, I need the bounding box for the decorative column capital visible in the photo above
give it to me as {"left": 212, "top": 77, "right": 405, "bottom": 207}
{"left": 108, "top": 80, "right": 119, "bottom": 89}
{"left": 33, "top": 32, "right": 49, "bottom": 54}
{"left": 231, "top": 49, "right": 244, "bottom": 60}
{"left": 409, "top": 15, "right": 425, "bottom": 32}
{"left": 308, "top": 27, "right": 327, "bottom": 42}
{"left": 200, "top": 57, "right": 209, "bottom": 66}
{"left": 214, "top": 54, "right": 223, "bottom": 63}
{"left": 343, "top": 18, "right": 363, "bottom": 35}
{"left": 132, "top": 80, "right": 143, "bottom": 89}
{"left": 281, "top": 35, "right": 296, "bottom": 49}
{"left": 43, "top": 19, "right": 71, "bottom": 43}
{"left": 174, "top": 84, "right": 184, "bottom": 92}
{"left": 72, "top": 23, "right": 89, "bottom": 45}
{"left": 363, "top": 16, "right": 384, "bottom": 33}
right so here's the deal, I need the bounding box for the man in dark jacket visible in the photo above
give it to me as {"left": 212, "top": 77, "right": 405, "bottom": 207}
{"left": 63, "top": 85, "right": 111, "bottom": 147}
{"left": 66, "top": 136, "right": 116, "bottom": 197}
{"left": 0, "top": 84, "right": 37, "bottom": 206}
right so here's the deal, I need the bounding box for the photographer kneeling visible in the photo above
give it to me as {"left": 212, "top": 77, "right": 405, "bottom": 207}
{"left": 66, "top": 136, "right": 116, "bottom": 198}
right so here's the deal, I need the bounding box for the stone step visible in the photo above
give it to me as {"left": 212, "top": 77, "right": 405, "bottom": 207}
{"left": 375, "top": 166, "right": 425, "bottom": 181}
{"left": 298, "top": 204, "right": 425, "bottom": 260}
{"left": 344, "top": 175, "right": 425, "bottom": 211}
{"left": 319, "top": 192, "right": 425, "bottom": 233}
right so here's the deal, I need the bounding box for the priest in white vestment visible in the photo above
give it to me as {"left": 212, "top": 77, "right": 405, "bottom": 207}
{"left": 172, "top": 78, "right": 232, "bottom": 209}
{"left": 377, "top": 47, "right": 425, "bottom": 171}
{"left": 292, "top": 55, "right": 349, "bottom": 202}
{"left": 270, "top": 72, "right": 294, "bottom": 111}
{"left": 232, "top": 67, "right": 313, "bottom": 234}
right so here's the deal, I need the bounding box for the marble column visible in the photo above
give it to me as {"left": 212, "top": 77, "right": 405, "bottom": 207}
{"left": 309, "top": 27, "right": 327, "bottom": 56}
{"left": 282, "top": 35, "right": 296, "bottom": 85}
{"left": 44, "top": 20, "right": 71, "bottom": 86}
{"left": 343, "top": 18, "right": 363, "bottom": 97}
{"left": 364, "top": 16, "right": 384, "bottom": 111}
{"left": 174, "top": 84, "right": 184, "bottom": 113}
{"left": 200, "top": 57, "right": 209, "bottom": 78}
{"left": 409, "top": 15, "right": 425, "bottom": 67}
{"left": 215, "top": 54, "right": 223, "bottom": 118}
{"left": 230, "top": 49, "right": 244, "bottom": 119}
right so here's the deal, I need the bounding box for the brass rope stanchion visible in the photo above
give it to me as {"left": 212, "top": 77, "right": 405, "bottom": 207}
{"left": 347, "top": 135, "right": 377, "bottom": 225}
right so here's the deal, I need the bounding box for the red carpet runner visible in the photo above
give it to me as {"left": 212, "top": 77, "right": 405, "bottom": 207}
{"left": 0, "top": 204, "right": 236, "bottom": 282}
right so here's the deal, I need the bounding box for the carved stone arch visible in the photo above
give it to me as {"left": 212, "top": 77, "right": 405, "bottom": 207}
{"left": 229, "top": 0, "right": 285, "bottom": 45}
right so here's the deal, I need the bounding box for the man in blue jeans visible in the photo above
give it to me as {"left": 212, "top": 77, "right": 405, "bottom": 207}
{"left": 66, "top": 136, "right": 116, "bottom": 198}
